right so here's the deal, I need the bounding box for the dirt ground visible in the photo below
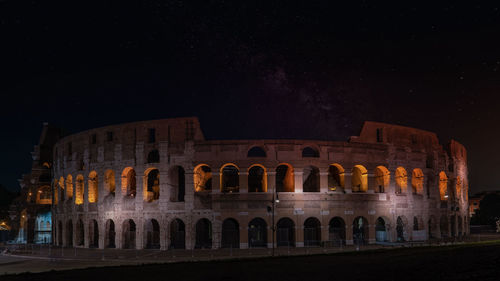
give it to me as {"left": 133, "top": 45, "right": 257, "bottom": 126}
{"left": 2, "top": 241, "right": 500, "bottom": 281}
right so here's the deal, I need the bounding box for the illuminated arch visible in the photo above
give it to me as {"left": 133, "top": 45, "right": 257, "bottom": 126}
{"left": 104, "top": 170, "right": 116, "bottom": 195}
{"left": 194, "top": 164, "right": 212, "bottom": 192}
{"left": 328, "top": 164, "right": 345, "bottom": 191}
{"left": 121, "top": 167, "right": 136, "bottom": 197}
{"left": 352, "top": 165, "right": 368, "bottom": 192}
{"left": 439, "top": 171, "right": 448, "bottom": 201}
{"left": 276, "top": 163, "right": 294, "bottom": 192}
{"left": 412, "top": 168, "right": 424, "bottom": 195}
{"left": 248, "top": 164, "right": 267, "bottom": 192}
{"left": 88, "top": 171, "right": 98, "bottom": 203}
{"left": 65, "top": 174, "right": 73, "bottom": 199}
{"left": 395, "top": 167, "right": 408, "bottom": 194}
{"left": 220, "top": 163, "right": 239, "bottom": 193}
{"left": 58, "top": 177, "right": 65, "bottom": 201}
{"left": 144, "top": 168, "right": 160, "bottom": 202}
{"left": 374, "top": 166, "right": 390, "bottom": 193}
{"left": 75, "top": 174, "right": 84, "bottom": 205}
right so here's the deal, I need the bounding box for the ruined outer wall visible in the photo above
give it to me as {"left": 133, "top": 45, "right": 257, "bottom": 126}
{"left": 51, "top": 118, "right": 469, "bottom": 249}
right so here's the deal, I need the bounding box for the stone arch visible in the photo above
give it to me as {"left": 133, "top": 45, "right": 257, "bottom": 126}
{"left": 194, "top": 164, "right": 212, "bottom": 192}
{"left": 121, "top": 167, "right": 136, "bottom": 198}
{"left": 439, "top": 171, "right": 448, "bottom": 201}
{"left": 88, "top": 171, "right": 98, "bottom": 203}
{"left": 248, "top": 164, "right": 267, "bottom": 192}
{"left": 303, "top": 166, "right": 320, "bottom": 192}
{"left": 147, "top": 149, "right": 160, "bottom": 163}
{"left": 412, "top": 168, "right": 424, "bottom": 195}
{"left": 220, "top": 163, "right": 239, "bottom": 193}
{"left": 276, "top": 163, "right": 294, "bottom": 192}
{"left": 329, "top": 217, "right": 346, "bottom": 246}
{"left": 76, "top": 219, "right": 84, "bottom": 246}
{"left": 36, "top": 185, "right": 51, "bottom": 204}
{"left": 374, "top": 166, "right": 390, "bottom": 193}
{"left": 352, "top": 165, "right": 368, "bottom": 192}
{"left": 375, "top": 217, "right": 389, "bottom": 242}
{"left": 169, "top": 218, "right": 185, "bottom": 249}
{"left": 66, "top": 219, "right": 73, "bottom": 246}
{"left": 353, "top": 216, "right": 369, "bottom": 245}
{"left": 304, "top": 217, "right": 321, "bottom": 247}
{"left": 195, "top": 218, "right": 212, "bottom": 249}
{"left": 122, "top": 219, "right": 136, "bottom": 249}
{"left": 144, "top": 219, "right": 160, "bottom": 249}
{"left": 89, "top": 219, "right": 99, "bottom": 248}
{"left": 168, "top": 166, "right": 185, "bottom": 202}
{"left": 144, "top": 168, "right": 160, "bottom": 202}
{"left": 105, "top": 219, "right": 116, "bottom": 248}
{"left": 104, "top": 170, "right": 116, "bottom": 196}
{"left": 277, "top": 217, "right": 295, "bottom": 247}
{"left": 248, "top": 217, "right": 267, "bottom": 248}
{"left": 328, "top": 164, "right": 345, "bottom": 191}
{"left": 221, "top": 218, "right": 240, "bottom": 248}
{"left": 302, "top": 146, "right": 319, "bottom": 158}
{"left": 75, "top": 174, "right": 84, "bottom": 205}
{"left": 66, "top": 174, "right": 73, "bottom": 200}
{"left": 395, "top": 167, "right": 408, "bottom": 194}
{"left": 247, "top": 146, "right": 266, "bottom": 157}
{"left": 396, "top": 216, "right": 408, "bottom": 242}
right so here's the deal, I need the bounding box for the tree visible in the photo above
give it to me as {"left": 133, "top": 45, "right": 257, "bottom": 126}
{"left": 470, "top": 193, "right": 500, "bottom": 226}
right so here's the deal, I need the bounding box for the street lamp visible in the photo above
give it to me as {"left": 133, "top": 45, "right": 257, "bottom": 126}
{"left": 268, "top": 187, "right": 279, "bottom": 256}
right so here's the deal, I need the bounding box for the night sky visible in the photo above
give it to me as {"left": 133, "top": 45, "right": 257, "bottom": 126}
{"left": 1, "top": 1, "right": 500, "bottom": 193}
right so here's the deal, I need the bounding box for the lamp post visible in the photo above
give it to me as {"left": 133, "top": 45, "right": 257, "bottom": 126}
{"left": 269, "top": 187, "right": 279, "bottom": 257}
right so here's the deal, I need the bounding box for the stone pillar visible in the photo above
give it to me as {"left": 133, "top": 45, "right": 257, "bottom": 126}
{"left": 344, "top": 172, "right": 353, "bottom": 193}
{"left": 136, "top": 219, "right": 143, "bottom": 249}
{"left": 267, "top": 223, "right": 274, "bottom": 248}
{"left": 135, "top": 167, "right": 144, "bottom": 211}
{"left": 267, "top": 171, "right": 276, "bottom": 193}
{"left": 84, "top": 219, "right": 90, "bottom": 248}
{"left": 115, "top": 221, "right": 122, "bottom": 249}
{"left": 98, "top": 220, "right": 105, "bottom": 249}
{"left": 212, "top": 172, "right": 221, "bottom": 194}
{"left": 239, "top": 171, "right": 248, "bottom": 193}
{"left": 296, "top": 219, "right": 304, "bottom": 248}
{"left": 346, "top": 222, "right": 354, "bottom": 245}
{"left": 159, "top": 169, "right": 169, "bottom": 203}
{"left": 185, "top": 218, "right": 194, "bottom": 250}
{"left": 294, "top": 169, "right": 303, "bottom": 193}
{"left": 184, "top": 169, "right": 195, "bottom": 210}
{"left": 319, "top": 170, "right": 329, "bottom": 193}
{"left": 240, "top": 222, "right": 248, "bottom": 249}
{"left": 368, "top": 223, "right": 376, "bottom": 244}
{"left": 367, "top": 173, "right": 376, "bottom": 193}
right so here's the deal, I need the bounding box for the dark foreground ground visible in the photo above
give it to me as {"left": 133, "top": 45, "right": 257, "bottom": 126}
{"left": 3, "top": 241, "right": 500, "bottom": 281}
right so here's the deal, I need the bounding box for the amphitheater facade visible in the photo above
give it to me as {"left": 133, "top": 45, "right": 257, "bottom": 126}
{"left": 52, "top": 117, "right": 469, "bottom": 250}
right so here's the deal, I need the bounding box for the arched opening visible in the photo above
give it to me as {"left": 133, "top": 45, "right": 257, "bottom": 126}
{"left": 328, "top": 217, "right": 346, "bottom": 246}
{"left": 75, "top": 175, "right": 84, "bottom": 205}
{"left": 145, "top": 219, "right": 160, "bottom": 249}
{"left": 375, "top": 217, "right": 388, "bottom": 242}
{"left": 104, "top": 170, "right": 116, "bottom": 196}
{"left": 147, "top": 149, "right": 160, "bottom": 163}
{"left": 195, "top": 218, "right": 212, "bottom": 249}
{"left": 374, "top": 166, "right": 390, "bottom": 193}
{"left": 412, "top": 169, "right": 424, "bottom": 194}
{"left": 76, "top": 219, "right": 84, "bottom": 246}
{"left": 439, "top": 171, "right": 448, "bottom": 201}
{"left": 122, "top": 219, "right": 136, "bottom": 249}
{"left": 276, "top": 164, "right": 294, "bottom": 192}
{"left": 145, "top": 169, "right": 160, "bottom": 202}
{"left": 169, "top": 166, "right": 185, "bottom": 202}
{"left": 353, "top": 216, "right": 368, "bottom": 245}
{"left": 57, "top": 221, "right": 63, "bottom": 246}
{"left": 36, "top": 185, "right": 52, "bottom": 204}
{"left": 352, "top": 165, "right": 368, "bottom": 192}
{"left": 395, "top": 167, "right": 408, "bottom": 194}
{"left": 169, "top": 219, "right": 185, "bottom": 249}
{"left": 66, "top": 175, "right": 73, "bottom": 200}
{"left": 221, "top": 218, "right": 240, "bottom": 248}
{"left": 194, "top": 164, "right": 212, "bottom": 192}
{"left": 396, "top": 216, "right": 407, "bottom": 242}
{"left": 277, "top": 217, "right": 295, "bottom": 247}
{"left": 88, "top": 171, "right": 98, "bottom": 203}
{"left": 248, "top": 218, "right": 267, "bottom": 248}
{"left": 221, "top": 164, "right": 239, "bottom": 193}
{"left": 66, "top": 220, "right": 73, "bottom": 246}
{"left": 121, "top": 167, "right": 136, "bottom": 198}
{"left": 247, "top": 146, "right": 266, "bottom": 157}
{"left": 105, "top": 219, "right": 116, "bottom": 248}
{"left": 89, "top": 219, "right": 99, "bottom": 248}
{"left": 248, "top": 165, "right": 267, "bottom": 192}
{"left": 303, "top": 166, "right": 320, "bottom": 192}
{"left": 328, "top": 164, "right": 345, "bottom": 191}
{"left": 302, "top": 146, "right": 319, "bottom": 158}
{"left": 440, "top": 215, "right": 449, "bottom": 238}
{"left": 303, "top": 217, "right": 321, "bottom": 247}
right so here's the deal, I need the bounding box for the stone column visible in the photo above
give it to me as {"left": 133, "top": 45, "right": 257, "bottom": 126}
{"left": 184, "top": 169, "right": 195, "bottom": 210}
{"left": 136, "top": 219, "right": 143, "bottom": 249}
{"left": 295, "top": 217, "right": 304, "bottom": 248}
{"left": 346, "top": 221, "right": 354, "bottom": 245}
{"left": 212, "top": 172, "right": 221, "bottom": 194}
{"left": 267, "top": 171, "right": 276, "bottom": 193}
{"left": 319, "top": 170, "right": 329, "bottom": 193}
{"left": 367, "top": 173, "right": 376, "bottom": 193}
{"left": 294, "top": 169, "right": 303, "bottom": 193}
{"left": 84, "top": 218, "right": 90, "bottom": 248}
{"left": 239, "top": 171, "right": 248, "bottom": 193}
{"left": 115, "top": 221, "right": 122, "bottom": 249}
{"left": 344, "top": 172, "right": 353, "bottom": 193}
{"left": 159, "top": 169, "right": 169, "bottom": 203}
{"left": 368, "top": 223, "right": 376, "bottom": 244}
{"left": 98, "top": 220, "right": 105, "bottom": 249}
{"left": 135, "top": 167, "right": 144, "bottom": 211}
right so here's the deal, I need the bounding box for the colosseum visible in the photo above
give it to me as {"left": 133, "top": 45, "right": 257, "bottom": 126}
{"left": 51, "top": 117, "right": 469, "bottom": 250}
